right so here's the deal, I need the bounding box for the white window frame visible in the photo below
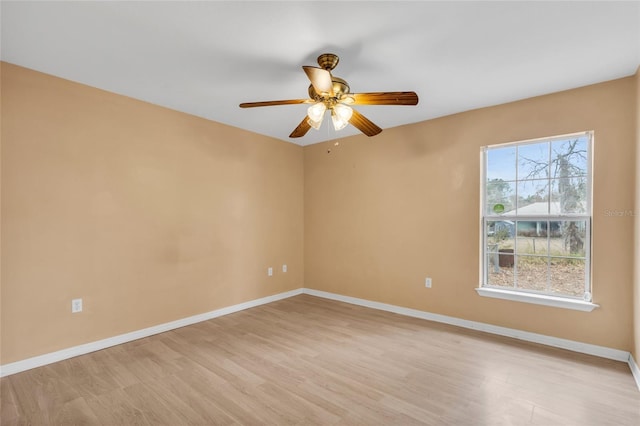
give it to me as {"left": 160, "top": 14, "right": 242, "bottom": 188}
{"left": 476, "top": 131, "right": 598, "bottom": 312}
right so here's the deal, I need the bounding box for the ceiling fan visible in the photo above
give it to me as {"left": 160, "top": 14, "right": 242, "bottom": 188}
{"left": 239, "top": 53, "right": 419, "bottom": 138}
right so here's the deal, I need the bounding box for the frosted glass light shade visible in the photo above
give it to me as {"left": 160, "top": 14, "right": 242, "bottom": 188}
{"left": 307, "top": 102, "right": 326, "bottom": 122}
{"left": 331, "top": 104, "right": 353, "bottom": 131}
{"left": 307, "top": 117, "right": 322, "bottom": 130}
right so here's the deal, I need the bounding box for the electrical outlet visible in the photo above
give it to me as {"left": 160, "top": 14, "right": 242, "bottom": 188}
{"left": 268, "top": 267, "right": 273, "bottom": 276}
{"left": 425, "top": 278, "right": 432, "bottom": 288}
{"left": 282, "top": 264, "right": 287, "bottom": 273}
{"left": 72, "top": 298, "right": 83, "bottom": 313}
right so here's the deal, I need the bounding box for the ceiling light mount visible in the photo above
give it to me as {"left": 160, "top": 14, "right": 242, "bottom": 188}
{"left": 317, "top": 53, "right": 340, "bottom": 71}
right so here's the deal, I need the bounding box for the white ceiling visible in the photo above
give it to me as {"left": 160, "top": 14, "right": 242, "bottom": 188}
{"left": 2, "top": 1, "right": 639, "bottom": 145}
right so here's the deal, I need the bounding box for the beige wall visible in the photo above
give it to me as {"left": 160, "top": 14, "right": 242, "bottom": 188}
{"left": 0, "top": 63, "right": 3, "bottom": 365}
{"left": 305, "top": 76, "right": 636, "bottom": 352}
{"left": 0, "top": 63, "right": 304, "bottom": 364}
{"left": 634, "top": 66, "right": 640, "bottom": 361}
{"left": 1, "top": 60, "right": 637, "bottom": 366}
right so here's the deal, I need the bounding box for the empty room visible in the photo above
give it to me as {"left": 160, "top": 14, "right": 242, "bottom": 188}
{"left": 1, "top": 1, "right": 640, "bottom": 425}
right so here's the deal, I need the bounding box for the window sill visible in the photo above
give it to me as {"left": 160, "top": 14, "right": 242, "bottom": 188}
{"left": 475, "top": 287, "right": 599, "bottom": 312}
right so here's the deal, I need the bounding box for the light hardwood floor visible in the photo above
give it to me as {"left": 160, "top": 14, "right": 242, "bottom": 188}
{"left": 1, "top": 294, "right": 639, "bottom": 425}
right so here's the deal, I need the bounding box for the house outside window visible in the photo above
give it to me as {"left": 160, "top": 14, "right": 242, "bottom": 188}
{"left": 478, "top": 132, "right": 595, "bottom": 311}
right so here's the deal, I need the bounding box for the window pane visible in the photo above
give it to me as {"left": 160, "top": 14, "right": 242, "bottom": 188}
{"left": 516, "top": 221, "right": 548, "bottom": 255}
{"left": 549, "top": 220, "right": 587, "bottom": 258}
{"left": 486, "top": 179, "right": 515, "bottom": 215}
{"left": 550, "top": 177, "right": 587, "bottom": 214}
{"left": 516, "top": 179, "right": 549, "bottom": 215}
{"left": 486, "top": 253, "right": 515, "bottom": 288}
{"left": 551, "top": 137, "right": 588, "bottom": 178}
{"left": 482, "top": 133, "right": 591, "bottom": 300}
{"left": 518, "top": 142, "right": 549, "bottom": 180}
{"left": 486, "top": 220, "right": 514, "bottom": 252}
{"left": 549, "top": 258, "right": 585, "bottom": 298}
{"left": 516, "top": 255, "right": 548, "bottom": 292}
{"left": 487, "top": 146, "right": 516, "bottom": 181}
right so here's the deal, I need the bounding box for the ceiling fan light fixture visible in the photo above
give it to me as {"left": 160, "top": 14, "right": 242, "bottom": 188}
{"left": 307, "top": 117, "right": 323, "bottom": 130}
{"left": 331, "top": 104, "right": 353, "bottom": 131}
{"left": 239, "top": 53, "right": 417, "bottom": 138}
{"left": 307, "top": 102, "right": 326, "bottom": 122}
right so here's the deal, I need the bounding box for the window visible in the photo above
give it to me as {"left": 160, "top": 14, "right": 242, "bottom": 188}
{"left": 478, "top": 132, "right": 596, "bottom": 311}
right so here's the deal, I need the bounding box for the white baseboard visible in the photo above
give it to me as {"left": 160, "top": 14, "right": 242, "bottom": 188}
{"left": 629, "top": 354, "right": 640, "bottom": 391}
{"left": 0, "top": 288, "right": 303, "bottom": 377}
{"left": 302, "top": 288, "right": 631, "bottom": 363}
{"left": 2, "top": 286, "right": 635, "bottom": 385}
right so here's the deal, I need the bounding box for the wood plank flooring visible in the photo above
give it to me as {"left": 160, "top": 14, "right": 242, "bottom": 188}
{"left": 1, "top": 294, "right": 639, "bottom": 425}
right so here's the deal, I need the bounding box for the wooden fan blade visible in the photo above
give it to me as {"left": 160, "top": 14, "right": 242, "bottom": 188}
{"left": 289, "top": 116, "right": 312, "bottom": 138}
{"left": 303, "top": 66, "right": 334, "bottom": 96}
{"left": 239, "top": 99, "right": 311, "bottom": 108}
{"left": 349, "top": 109, "right": 382, "bottom": 137}
{"left": 349, "top": 92, "right": 419, "bottom": 106}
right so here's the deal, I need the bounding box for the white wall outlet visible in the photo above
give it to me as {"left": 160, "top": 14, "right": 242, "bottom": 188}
{"left": 268, "top": 267, "right": 273, "bottom": 276}
{"left": 72, "top": 298, "right": 83, "bottom": 313}
{"left": 282, "top": 264, "right": 287, "bottom": 273}
{"left": 425, "top": 278, "right": 432, "bottom": 288}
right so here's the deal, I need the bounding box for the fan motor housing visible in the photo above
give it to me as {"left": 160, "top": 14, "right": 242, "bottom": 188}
{"left": 308, "top": 77, "right": 350, "bottom": 100}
